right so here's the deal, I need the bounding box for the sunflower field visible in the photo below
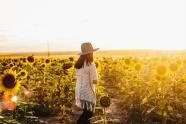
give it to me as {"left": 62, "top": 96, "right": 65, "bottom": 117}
{"left": 0, "top": 54, "right": 186, "bottom": 124}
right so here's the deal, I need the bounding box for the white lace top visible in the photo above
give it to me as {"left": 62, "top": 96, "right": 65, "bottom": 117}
{"left": 75, "top": 62, "right": 98, "bottom": 112}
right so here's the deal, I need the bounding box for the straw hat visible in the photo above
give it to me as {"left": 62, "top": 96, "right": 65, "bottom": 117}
{"left": 76, "top": 42, "right": 99, "bottom": 55}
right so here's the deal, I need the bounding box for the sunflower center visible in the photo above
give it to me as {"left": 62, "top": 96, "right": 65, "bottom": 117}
{"left": 23, "top": 58, "right": 27, "bottom": 63}
{"left": 100, "top": 96, "right": 111, "bottom": 108}
{"left": 27, "top": 56, "right": 34, "bottom": 63}
{"left": 157, "top": 66, "right": 166, "bottom": 74}
{"left": 3, "top": 74, "right": 16, "bottom": 88}
{"left": 45, "top": 59, "right": 50, "bottom": 63}
{"left": 135, "top": 65, "right": 141, "bottom": 71}
{"left": 133, "top": 75, "right": 137, "bottom": 79}
{"left": 42, "top": 64, "right": 46, "bottom": 68}
{"left": 125, "top": 59, "right": 131, "bottom": 65}
{"left": 21, "top": 72, "right": 26, "bottom": 76}
{"left": 69, "top": 57, "right": 74, "bottom": 62}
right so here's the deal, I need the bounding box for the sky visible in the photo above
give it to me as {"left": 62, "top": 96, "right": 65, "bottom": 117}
{"left": 0, "top": 0, "right": 186, "bottom": 53}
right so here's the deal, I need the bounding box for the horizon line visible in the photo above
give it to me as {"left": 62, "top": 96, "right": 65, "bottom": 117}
{"left": 1, "top": 48, "right": 186, "bottom": 53}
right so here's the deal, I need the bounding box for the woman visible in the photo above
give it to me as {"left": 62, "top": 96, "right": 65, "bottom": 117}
{"left": 75, "top": 42, "right": 99, "bottom": 124}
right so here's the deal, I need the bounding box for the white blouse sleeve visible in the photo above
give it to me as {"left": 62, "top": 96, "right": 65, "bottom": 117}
{"left": 90, "top": 62, "right": 98, "bottom": 81}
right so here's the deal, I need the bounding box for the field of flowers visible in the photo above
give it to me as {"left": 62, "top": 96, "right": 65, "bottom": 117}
{"left": 0, "top": 53, "right": 186, "bottom": 124}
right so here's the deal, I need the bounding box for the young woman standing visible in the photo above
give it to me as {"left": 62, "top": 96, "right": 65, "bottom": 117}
{"left": 74, "top": 42, "right": 99, "bottom": 124}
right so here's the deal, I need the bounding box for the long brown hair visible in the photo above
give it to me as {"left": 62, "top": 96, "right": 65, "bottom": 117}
{"left": 75, "top": 52, "right": 93, "bottom": 69}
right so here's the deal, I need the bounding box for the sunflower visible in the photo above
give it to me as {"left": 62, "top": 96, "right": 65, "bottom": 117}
{"left": 2, "top": 62, "right": 7, "bottom": 66}
{"left": 94, "top": 61, "right": 99, "bottom": 68}
{"left": 132, "top": 62, "right": 144, "bottom": 72}
{"left": 123, "top": 57, "right": 132, "bottom": 67}
{"left": 113, "top": 60, "right": 118, "bottom": 65}
{"left": 69, "top": 57, "right": 74, "bottom": 62}
{"left": 22, "top": 57, "right": 27, "bottom": 64}
{"left": 131, "top": 75, "right": 138, "bottom": 80}
{"left": 123, "top": 65, "right": 129, "bottom": 71}
{"left": 45, "top": 58, "right": 51, "bottom": 65}
{"left": 19, "top": 70, "right": 28, "bottom": 79}
{"left": 62, "top": 62, "right": 73, "bottom": 70}
{"left": 27, "top": 56, "right": 35, "bottom": 63}
{"left": 103, "top": 59, "right": 108, "bottom": 64}
{"left": 155, "top": 63, "right": 168, "bottom": 78}
{"left": 99, "top": 96, "right": 111, "bottom": 108}
{"left": 41, "top": 63, "right": 46, "bottom": 68}
{"left": 169, "top": 62, "right": 180, "bottom": 73}
{"left": 7, "top": 62, "right": 14, "bottom": 68}
{"left": 13, "top": 59, "right": 18, "bottom": 63}
{"left": 0, "top": 70, "right": 21, "bottom": 96}
{"left": 94, "top": 60, "right": 101, "bottom": 68}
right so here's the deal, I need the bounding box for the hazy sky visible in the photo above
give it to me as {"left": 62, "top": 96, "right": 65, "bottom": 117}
{"left": 0, "top": 0, "right": 185, "bottom": 52}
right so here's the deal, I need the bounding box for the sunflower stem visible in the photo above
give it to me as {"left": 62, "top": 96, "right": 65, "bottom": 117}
{"left": 103, "top": 107, "right": 107, "bottom": 124}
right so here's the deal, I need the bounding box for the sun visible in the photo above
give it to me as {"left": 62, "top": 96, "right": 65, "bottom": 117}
{"left": 0, "top": 69, "right": 21, "bottom": 96}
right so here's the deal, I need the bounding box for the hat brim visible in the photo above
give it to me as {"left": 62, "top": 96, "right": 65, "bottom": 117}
{"left": 76, "top": 48, "right": 100, "bottom": 55}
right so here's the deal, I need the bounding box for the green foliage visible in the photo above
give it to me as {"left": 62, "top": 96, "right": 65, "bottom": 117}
{"left": 1, "top": 55, "right": 186, "bottom": 124}
{"left": 98, "top": 56, "right": 186, "bottom": 124}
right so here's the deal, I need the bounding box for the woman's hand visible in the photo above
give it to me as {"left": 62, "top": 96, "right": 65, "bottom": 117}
{"left": 93, "top": 80, "right": 97, "bottom": 84}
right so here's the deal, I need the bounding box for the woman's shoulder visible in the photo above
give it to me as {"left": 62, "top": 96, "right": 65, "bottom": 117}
{"left": 90, "top": 62, "right": 96, "bottom": 66}
{"left": 90, "top": 62, "right": 96, "bottom": 69}
{"left": 91, "top": 62, "right": 95, "bottom": 65}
